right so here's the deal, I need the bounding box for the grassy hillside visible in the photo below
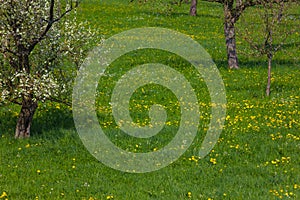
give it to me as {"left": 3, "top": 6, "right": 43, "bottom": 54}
{"left": 0, "top": 0, "right": 299, "bottom": 199}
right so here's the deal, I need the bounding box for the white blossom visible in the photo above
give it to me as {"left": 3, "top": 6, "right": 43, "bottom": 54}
{"left": 0, "top": 0, "right": 100, "bottom": 106}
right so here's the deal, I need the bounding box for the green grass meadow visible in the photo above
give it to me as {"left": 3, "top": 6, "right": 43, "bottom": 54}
{"left": 1, "top": 1, "right": 300, "bottom": 199}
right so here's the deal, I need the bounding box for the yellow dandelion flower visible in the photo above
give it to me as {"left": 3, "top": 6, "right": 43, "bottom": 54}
{"left": 293, "top": 184, "right": 298, "bottom": 189}
{"left": 210, "top": 158, "right": 217, "bottom": 165}
{"left": 0, "top": 192, "right": 8, "bottom": 198}
{"left": 271, "top": 160, "right": 277, "bottom": 165}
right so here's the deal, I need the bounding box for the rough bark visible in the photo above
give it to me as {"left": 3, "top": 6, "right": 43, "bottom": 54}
{"left": 190, "top": 0, "right": 197, "bottom": 16}
{"left": 224, "top": 21, "right": 239, "bottom": 69}
{"left": 15, "top": 98, "right": 38, "bottom": 138}
{"left": 224, "top": 3, "right": 239, "bottom": 69}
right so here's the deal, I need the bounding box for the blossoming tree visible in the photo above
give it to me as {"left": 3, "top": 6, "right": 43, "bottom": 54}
{"left": 0, "top": 0, "right": 96, "bottom": 138}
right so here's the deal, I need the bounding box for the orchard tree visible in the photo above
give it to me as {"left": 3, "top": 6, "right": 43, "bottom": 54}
{"left": 239, "top": 0, "right": 299, "bottom": 96}
{"left": 179, "top": 0, "right": 261, "bottom": 69}
{"left": 133, "top": 0, "right": 261, "bottom": 69}
{"left": 0, "top": 0, "right": 96, "bottom": 138}
{"left": 199, "top": 0, "right": 297, "bottom": 69}
{"left": 204, "top": 0, "right": 271, "bottom": 69}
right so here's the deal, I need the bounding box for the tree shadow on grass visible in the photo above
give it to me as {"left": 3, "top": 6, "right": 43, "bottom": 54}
{"left": 141, "top": 10, "right": 221, "bottom": 19}
{"left": 214, "top": 58, "right": 299, "bottom": 69}
{"left": 0, "top": 103, "right": 75, "bottom": 139}
{"left": 32, "top": 105, "right": 75, "bottom": 137}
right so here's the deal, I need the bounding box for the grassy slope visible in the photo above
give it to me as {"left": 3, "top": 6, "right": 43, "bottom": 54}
{"left": 0, "top": 0, "right": 299, "bottom": 199}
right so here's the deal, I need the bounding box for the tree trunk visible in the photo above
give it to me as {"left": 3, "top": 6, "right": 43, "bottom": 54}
{"left": 266, "top": 56, "right": 272, "bottom": 96}
{"left": 190, "top": 0, "right": 197, "bottom": 16}
{"left": 14, "top": 48, "right": 39, "bottom": 138}
{"left": 266, "top": 27, "right": 273, "bottom": 96}
{"left": 224, "top": 5, "right": 239, "bottom": 69}
{"left": 15, "top": 97, "right": 38, "bottom": 138}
